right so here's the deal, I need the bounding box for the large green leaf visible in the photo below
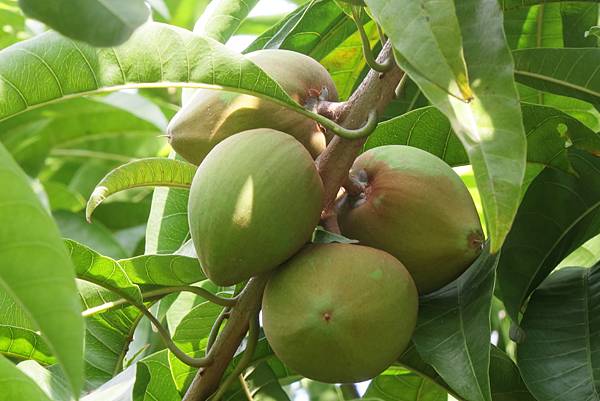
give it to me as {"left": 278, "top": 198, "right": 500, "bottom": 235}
{"left": 365, "top": 103, "right": 600, "bottom": 174}
{"left": 0, "top": 143, "right": 83, "bottom": 395}
{"left": 412, "top": 246, "right": 499, "bottom": 401}
{"left": 517, "top": 265, "right": 600, "bottom": 401}
{"left": 513, "top": 48, "right": 600, "bottom": 104}
{"left": 17, "top": 360, "right": 73, "bottom": 401}
{"left": 0, "top": 22, "right": 296, "bottom": 122}
{"left": 0, "top": 0, "right": 28, "bottom": 49}
{"left": 0, "top": 355, "right": 53, "bottom": 401}
{"left": 18, "top": 0, "right": 150, "bottom": 47}
{"left": 365, "top": 0, "right": 471, "bottom": 101}
{"left": 368, "top": 0, "right": 527, "bottom": 252}
{"left": 497, "top": 150, "right": 600, "bottom": 324}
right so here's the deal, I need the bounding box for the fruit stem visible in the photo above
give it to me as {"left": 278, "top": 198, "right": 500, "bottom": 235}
{"left": 351, "top": 6, "right": 395, "bottom": 73}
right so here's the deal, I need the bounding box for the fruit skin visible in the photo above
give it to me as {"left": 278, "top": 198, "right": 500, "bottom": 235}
{"left": 262, "top": 243, "right": 418, "bottom": 383}
{"left": 188, "top": 128, "right": 324, "bottom": 286}
{"left": 337, "top": 145, "right": 484, "bottom": 294}
{"left": 168, "top": 49, "right": 338, "bottom": 165}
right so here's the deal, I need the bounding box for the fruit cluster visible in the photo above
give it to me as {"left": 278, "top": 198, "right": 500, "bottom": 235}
{"left": 169, "top": 49, "right": 484, "bottom": 384}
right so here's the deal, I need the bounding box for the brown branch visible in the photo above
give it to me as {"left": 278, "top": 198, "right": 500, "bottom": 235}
{"left": 183, "top": 40, "right": 403, "bottom": 401}
{"left": 317, "top": 40, "right": 403, "bottom": 213}
{"left": 182, "top": 275, "right": 268, "bottom": 401}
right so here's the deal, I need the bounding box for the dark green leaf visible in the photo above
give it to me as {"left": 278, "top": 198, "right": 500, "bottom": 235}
{"left": 55, "top": 211, "right": 127, "bottom": 259}
{"left": 0, "top": 143, "right": 83, "bottom": 395}
{"left": 561, "top": 3, "right": 599, "bottom": 47}
{"left": 18, "top": 0, "right": 150, "bottom": 47}
{"left": 513, "top": 48, "right": 600, "bottom": 104}
{"left": 517, "top": 265, "right": 600, "bottom": 401}
{"left": 365, "top": 103, "right": 600, "bottom": 174}
{"left": 413, "top": 245, "right": 499, "bottom": 401}
{"left": 497, "top": 150, "right": 600, "bottom": 324}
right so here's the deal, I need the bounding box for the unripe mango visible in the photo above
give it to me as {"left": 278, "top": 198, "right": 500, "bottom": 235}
{"left": 188, "top": 129, "right": 324, "bottom": 286}
{"left": 168, "top": 49, "right": 338, "bottom": 165}
{"left": 262, "top": 243, "right": 418, "bottom": 383}
{"left": 337, "top": 145, "right": 484, "bottom": 294}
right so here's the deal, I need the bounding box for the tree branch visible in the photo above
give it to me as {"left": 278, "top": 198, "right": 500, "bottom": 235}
{"left": 182, "top": 275, "right": 268, "bottom": 401}
{"left": 317, "top": 40, "right": 403, "bottom": 212}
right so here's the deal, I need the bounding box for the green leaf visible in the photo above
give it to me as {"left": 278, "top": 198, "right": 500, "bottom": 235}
{"left": 413, "top": 245, "right": 499, "bottom": 401}
{"left": 513, "top": 48, "right": 600, "bottom": 104}
{"left": 0, "top": 95, "right": 164, "bottom": 176}
{"left": 561, "top": 3, "right": 599, "bottom": 48}
{"left": 0, "top": 324, "right": 54, "bottom": 364}
{"left": 587, "top": 26, "right": 600, "bottom": 40}
{"left": 558, "top": 233, "right": 600, "bottom": 268}
{"left": 145, "top": 185, "right": 190, "bottom": 255}
{"left": 86, "top": 158, "right": 196, "bottom": 222}
{"left": 489, "top": 346, "right": 536, "bottom": 401}
{"left": 55, "top": 211, "right": 128, "bottom": 259}
{"left": 245, "top": 0, "right": 355, "bottom": 61}
{"left": 497, "top": 150, "right": 600, "bottom": 324}
{"left": 365, "top": 103, "right": 600, "bottom": 174}
{"left": 0, "top": 355, "right": 53, "bottom": 401}
{"left": 18, "top": 360, "right": 73, "bottom": 401}
{"left": 42, "top": 181, "right": 86, "bottom": 212}
{"left": 517, "top": 265, "right": 600, "bottom": 401}
{"left": 78, "top": 281, "right": 143, "bottom": 390}
{"left": 369, "top": 0, "right": 527, "bottom": 252}
{"left": 18, "top": 0, "right": 150, "bottom": 47}
{"left": 65, "top": 239, "right": 142, "bottom": 303}
{"left": 365, "top": 369, "right": 447, "bottom": 401}
{"left": 118, "top": 254, "right": 204, "bottom": 288}
{"left": 501, "top": 0, "right": 600, "bottom": 10}
{"left": 0, "top": 143, "right": 83, "bottom": 395}
{"left": 366, "top": 0, "right": 472, "bottom": 101}
{"left": 133, "top": 350, "right": 181, "bottom": 401}
{"left": 0, "top": 22, "right": 295, "bottom": 122}
{"left": 192, "top": 0, "right": 259, "bottom": 43}
{"left": 503, "top": 3, "right": 563, "bottom": 50}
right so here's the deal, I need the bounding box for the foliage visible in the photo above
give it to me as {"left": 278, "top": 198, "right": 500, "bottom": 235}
{"left": 0, "top": 0, "right": 599, "bottom": 401}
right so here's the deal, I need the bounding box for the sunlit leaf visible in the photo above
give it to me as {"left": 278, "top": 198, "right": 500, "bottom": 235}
{"left": 18, "top": 0, "right": 150, "bottom": 46}
{"left": 0, "top": 143, "right": 83, "bottom": 395}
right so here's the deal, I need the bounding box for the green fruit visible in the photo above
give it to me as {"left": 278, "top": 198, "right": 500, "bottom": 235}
{"left": 262, "top": 243, "right": 418, "bottom": 383}
{"left": 188, "top": 128, "right": 324, "bottom": 286}
{"left": 168, "top": 49, "right": 338, "bottom": 165}
{"left": 337, "top": 145, "right": 484, "bottom": 294}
